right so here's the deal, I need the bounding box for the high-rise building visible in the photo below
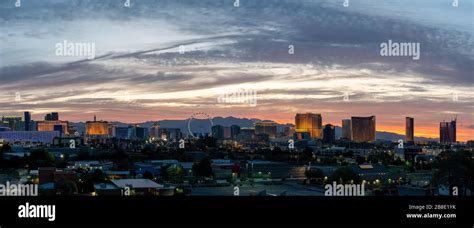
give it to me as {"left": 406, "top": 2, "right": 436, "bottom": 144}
{"left": 230, "top": 125, "right": 241, "bottom": 139}
{"left": 127, "top": 125, "right": 137, "bottom": 139}
{"left": 255, "top": 121, "right": 277, "bottom": 139}
{"left": 37, "top": 120, "right": 69, "bottom": 135}
{"left": 0, "top": 131, "right": 60, "bottom": 144}
{"left": 135, "top": 126, "right": 149, "bottom": 139}
{"left": 51, "top": 112, "right": 59, "bottom": 121}
{"left": 341, "top": 119, "right": 352, "bottom": 140}
{"left": 439, "top": 122, "right": 449, "bottom": 143}
{"left": 212, "top": 125, "right": 225, "bottom": 139}
{"left": 30, "top": 120, "right": 37, "bottom": 131}
{"left": 44, "top": 112, "right": 59, "bottom": 121}
{"left": 295, "top": 113, "right": 322, "bottom": 139}
{"left": 283, "top": 126, "right": 295, "bottom": 137}
{"left": 24, "top": 112, "right": 31, "bottom": 131}
{"left": 223, "top": 127, "right": 231, "bottom": 139}
{"left": 159, "top": 128, "right": 182, "bottom": 141}
{"left": 149, "top": 122, "right": 160, "bottom": 139}
{"left": 1, "top": 116, "right": 23, "bottom": 131}
{"left": 108, "top": 124, "right": 117, "bottom": 137}
{"left": 238, "top": 128, "right": 255, "bottom": 140}
{"left": 85, "top": 116, "right": 109, "bottom": 136}
{"left": 53, "top": 124, "right": 64, "bottom": 136}
{"left": 405, "top": 117, "right": 414, "bottom": 143}
{"left": 323, "top": 124, "right": 336, "bottom": 144}
{"left": 294, "top": 132, "right": 311, "bottom": 140}
{"left": 351, "top": 116, "right": 376, "bottom": 142}
{"left": 115, "top": 127, "right": 129, "bottom": 139}
{"left": 211, "top": 125, "right": 232, "bottom": 139}
{"left": 449, "top": 120, "right": 456, "bottom": 143}
{"left": 440, "top": 119, "right": 456, "bottom": 144}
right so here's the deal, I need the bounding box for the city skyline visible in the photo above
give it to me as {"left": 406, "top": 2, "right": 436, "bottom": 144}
{"left": 1, "top": 1, "right": 473, "bottom": 225}
{"left": 1, "top": 110, "right": 471, "bottom": 142}
{"left": 1, "top": 0, "right": 473, "bottom": 141}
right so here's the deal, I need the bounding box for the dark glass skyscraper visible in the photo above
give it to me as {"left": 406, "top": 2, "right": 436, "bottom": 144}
{"left": 24, "top": 111, "right": 31, "bottom": 131}
{"left": 254, "top": 122, "right": 277, "bottom": 139}
{"left": 53, "top": 124, "right": 63, "bottom": 136}
{"left": 135, "top": 126, "right": 148, "bottom": 139}
{"left": 341, "top": 119, "right": 351, "bottom": 140}
{"left": 45, "top": 112, "right": 59, "bottom": 121}
{"left": 51, "top": 112, "right": 59, "bottom": 121}
{"left": 405, "top": 117, "right": 414, "bottom": 143}
{"left": 230, "top": 125, "right": 241, "bottom": 139}
{"left": 351, "top": 116, "right": 376, "bottom": 142}
{"left": 211, "top": 125, "right": 224, "bottom": 139}
{"left": 323, "top": 124, "right": 335, "bottom": 144}
{"left": 115, "top": 127, "right": 129, "bottom": 139}
{"left": 1, "top": 116, "right": 22, "bottom": 131}
{"left": 440, "top": 119, "right": 456, "bottom": 143}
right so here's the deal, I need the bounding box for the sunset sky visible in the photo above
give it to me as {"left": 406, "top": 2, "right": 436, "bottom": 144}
{"left": 0, "top": 0, "right": 473, "bottom": 141}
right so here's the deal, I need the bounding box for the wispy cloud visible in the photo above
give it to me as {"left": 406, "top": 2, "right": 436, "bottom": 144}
{"left": 0, "top": 0, "right": 472, "bottom": 140}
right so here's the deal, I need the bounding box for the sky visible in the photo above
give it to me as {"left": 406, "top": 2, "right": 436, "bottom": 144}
{"left": 0, "top": 0, "right": 473, "bottom": 141}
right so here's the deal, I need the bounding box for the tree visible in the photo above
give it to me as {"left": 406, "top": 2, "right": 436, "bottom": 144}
{"left": 143, "top": 170, "right": 154, "bottom": 180}
{"left": 77, "top": 147, "right": 90, "bottom": 160}
{"left": 1, "top": 143, "right": 12, "bottom": 152}
{"left": 176, "top": 148, "right": 186, "bottom": 162}
{"left": 271, "top": 147, "right": 283, "bottom": 155}
{"left": 142, "top": 145, "right": 157, "bottom": 160}
{"left": 330, "top": 167, "right": 361, "bottom": 184}
{"left": 432, "top": 150, "right": 473, "bottom": 196}
{"left": 393, "top": 157, "right": 403, "bottom": 166}
{"left": 56, "top": 179, "right": 78, "bottom": 195}
{"left": 468, "top": 163, "right": 474, "bottom": 193}
{"left": 193, "top": 158, "right": 213, "bottom": 178}
{"left": 28, "top": 148, "right": 54, "bottom": 169}
{"left": 77, "top": 173, "right": 93, "bottom": 193}
{"left": 403, "top": 160, "right": 415, "bottom": 172}
{"left": 226, "top": 150, "right": 236, "bottom": 160}
{"left": 113, "top": 149, "right": 131, "bottom": 170}
{"left": 56, "top": 154, "right": 69, "bottom": 168}
{"left": 342, "top": 151, "right": 353, "bottom": 158}
{"left": 159, "top": 164, "right": 184, "bottom": 183}
{"left": 355, "top": 156, "right": 366, "bottom": 165}
{"left": 305, "top": 168, "right": 324, "bottom": 184}
{"left": 168, "top": 164, "right": 184, "bottom": 183}
{"left": 322, "top": 157, "right": 337, "bottom": 165}
{"left": 91, "top": 169, "right": 107, "bottom": 183}
{"left": 0, "top": 147, "right": 4, "bottom": 167}
{"left": 300, "top": 147, "right": 314, "bottom": 162}
{"left": 160, "top": 164, "right": 171, "bottom": 182}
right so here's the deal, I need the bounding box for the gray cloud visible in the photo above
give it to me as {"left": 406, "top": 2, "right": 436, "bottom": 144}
{"left": 0, "top": 0, "right": 472, "bottom": 140}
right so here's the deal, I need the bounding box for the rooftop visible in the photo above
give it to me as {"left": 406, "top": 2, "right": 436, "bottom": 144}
{"left": 94, "top": 183, "right": 119, "bottom": 190}
{"left": 111, "top": 179, "right": 162, "bottom": 189}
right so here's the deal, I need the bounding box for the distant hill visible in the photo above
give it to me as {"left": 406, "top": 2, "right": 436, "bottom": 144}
{"left": 71, "top": 116, "right": 437, "bottom": 142}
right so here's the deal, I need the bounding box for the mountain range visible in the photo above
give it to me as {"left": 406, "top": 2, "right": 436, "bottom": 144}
{"left": 71, "top": 116, "right": 437, "bottom": 142}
